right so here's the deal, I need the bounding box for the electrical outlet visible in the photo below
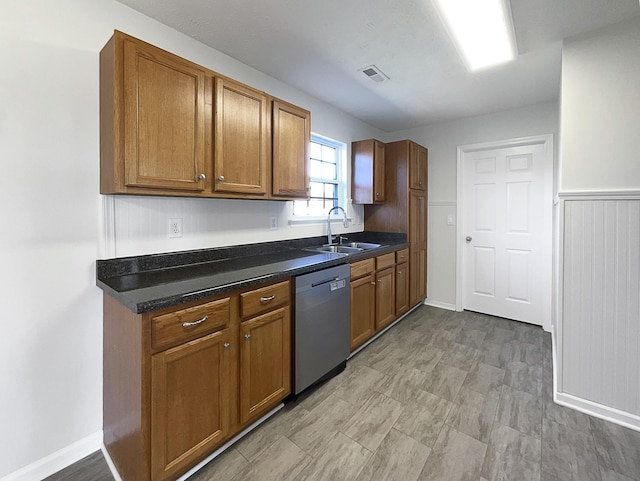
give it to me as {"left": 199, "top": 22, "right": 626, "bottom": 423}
{"left": 269, "top": 216, "right": 277, "bottom": 230}
{"left": 447, "top": 214, "right": 455, "bottom": 226}
{"left": 168, "top": 218, "right": 183, "bottom": 238}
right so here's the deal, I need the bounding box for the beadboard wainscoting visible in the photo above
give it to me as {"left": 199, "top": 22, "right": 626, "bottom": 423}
{"left": 100, "top": 195, "right": 366, "bottom": 259}
{"left": 558, "top": 195, "right": 640, "bottom": 431}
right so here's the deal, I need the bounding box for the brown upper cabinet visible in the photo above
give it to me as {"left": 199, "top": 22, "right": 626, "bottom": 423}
{"left": 272, "top": 99, "right": 311, "bottom": 198}
{"left": 352, "top": 139, "right": 386, "bottom": 204}
{"left": 213, "top": 77, "right": 269, "bottom": 196}
{"left": 101, "top": 32, "right": 208, "bottom": 194}
{"left": 409, "top": 142, "right": 428, "bottom": 190}
{"left": 100, "top": 31, "right": 310, "bottom": 200}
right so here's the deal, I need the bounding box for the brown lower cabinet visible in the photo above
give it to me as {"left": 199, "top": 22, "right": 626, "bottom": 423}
{"left": 350, "top": 265, "right": 376, "bottom": 351}
{"left": 151, "top": 329, "right": 233, "bottom": 481}
{"left": 349, "top": 249, "right": 411, "bottom": 352}
{"left": 239, "top": 306, "right": 291, "bottom": 425}
{"left": 104, "top": 279, "right": 291, "bottom": 481}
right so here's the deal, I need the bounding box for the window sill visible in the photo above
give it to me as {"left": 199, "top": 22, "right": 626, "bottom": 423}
{"left": 288, "top": 217, "right": 353, "bottom": 226}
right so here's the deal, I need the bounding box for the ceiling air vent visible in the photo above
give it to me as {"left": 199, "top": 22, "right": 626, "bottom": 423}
{"left": 359, "top": 65, "right": 389, "bottom": 83}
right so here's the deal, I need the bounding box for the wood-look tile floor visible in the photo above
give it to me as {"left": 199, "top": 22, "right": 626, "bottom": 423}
{"left": 47, "top": 306, "right": 640, "bottom": 481}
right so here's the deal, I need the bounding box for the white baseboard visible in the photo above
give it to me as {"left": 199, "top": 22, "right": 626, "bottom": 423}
{"left": 423, "top": 299, "right": 457, "bottom": 311}
{"left": 555, "top": 392, "right": 640, "bottom": 433}
{"left": 1, "top": 431, "right": 102, "bottom": 481}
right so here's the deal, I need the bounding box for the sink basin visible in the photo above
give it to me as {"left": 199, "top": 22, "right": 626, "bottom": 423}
{"left": 313, "top": 245, "right": 363, "bottom": 254}
{"left": 342, "top": 242, "right": 382, "bottom": 250}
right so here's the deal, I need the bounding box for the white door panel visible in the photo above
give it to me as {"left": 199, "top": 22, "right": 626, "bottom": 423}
{"left": 462, "top": 140, "right": 552, "bottom": 326}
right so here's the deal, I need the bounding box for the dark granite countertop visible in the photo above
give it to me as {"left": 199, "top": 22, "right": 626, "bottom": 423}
{"left": 97, "top": 232, "right": 408, "bottom": 314}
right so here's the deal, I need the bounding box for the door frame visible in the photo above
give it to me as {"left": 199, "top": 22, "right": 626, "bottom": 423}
{"left": 455, "top": 134, "right": 554, "bottom": 331}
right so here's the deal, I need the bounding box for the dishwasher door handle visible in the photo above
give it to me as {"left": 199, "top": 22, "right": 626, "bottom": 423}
{"left": 311, "top": 276, "right": 342, "bottom": 288}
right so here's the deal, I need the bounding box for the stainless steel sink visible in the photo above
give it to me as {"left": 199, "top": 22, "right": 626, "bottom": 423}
{"left": 342, "top": 242, "right": 382, "bottom": 250}
{"left": 313, "top": 245, "right": 363, "bottom": 254}
{"left": 307, "top": 242, "right": 386, "bottom": 255}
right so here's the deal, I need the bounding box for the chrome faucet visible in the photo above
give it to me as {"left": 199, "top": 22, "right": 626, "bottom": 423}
{"left": 327, "top": 206, "right": 349, "bottom": 245}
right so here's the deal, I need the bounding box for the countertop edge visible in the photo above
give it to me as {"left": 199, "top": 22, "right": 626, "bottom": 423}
{"left": 97, "top": 235, "right": 409, "bottom": 314}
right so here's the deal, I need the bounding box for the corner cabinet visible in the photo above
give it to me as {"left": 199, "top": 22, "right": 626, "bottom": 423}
{"left": 103, "top": 279, "right": 292, "bottom": 481}
{"left": 100, "top": 30, "right": 309, "bottom": 200}
{"left": 364, "top": 139, "right": 428, "bottom": 309}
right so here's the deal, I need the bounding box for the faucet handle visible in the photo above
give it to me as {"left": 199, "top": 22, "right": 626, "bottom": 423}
{"left": 339, "top": 236, "right": 348, "bottom": 245}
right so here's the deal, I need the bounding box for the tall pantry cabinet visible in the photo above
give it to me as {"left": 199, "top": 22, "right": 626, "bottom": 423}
{"left": 364, "top": 140, "right": 427, "bottom": 307}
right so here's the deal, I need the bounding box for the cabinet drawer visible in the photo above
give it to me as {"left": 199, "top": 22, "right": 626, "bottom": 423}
{"left": 376, "top": 252, "right": 395, "bottom": 270}
{"left": 396, "top": 248, "right": 409, "bottom": 264}
{"left": 241, "top": 280, "right": 290, "bottom": 318}
{"left": 152, "top": 297, "right": 230, "bottom": 351}
{"left": 351, "top": 258, "right": 375, "bottom": 280}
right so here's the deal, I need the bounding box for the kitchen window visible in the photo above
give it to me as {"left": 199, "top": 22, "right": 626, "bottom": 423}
{"left": 292, "top": 135, "right": 346, "bottom": 217}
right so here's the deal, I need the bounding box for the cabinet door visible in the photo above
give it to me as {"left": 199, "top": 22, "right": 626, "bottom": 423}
{"left": 214, "top": 77, "right": 269, "bottom": 196}
{"left": 373, "top": 140, "right": 386, "bottom": 202}
{"left": 352, "top": 139, "right": 385, "bottom": 204}
{"left": 123, "top": 38, "right": 207, "bottom": 191}
{"left": 409, "top": 190, "right": 427, "bottom": 246}
{"left": 239, "top": 307, "right": 291, "bottom": 424}
{"left": 409, "top": 190, "right": 427, "bottom": 307}
{"left": 151, "top": 329, "right": 233, "bottom": 481}
{"left": 375, "top": 267, "right": 396, "bottom": 331}
{"left": 396, "top": 262, "right": 409, "bottom": 316}
{"left": 272, "top": 100, "right": 310, "bottom": 198}
{"left": 350, "top": 273, "right": 376, "bottom": 351}
{"left": 409, "top": 142, "right": 428, "bottom": 191}
{"left": 409, "top": 247, "right": 427, "bottom": 307}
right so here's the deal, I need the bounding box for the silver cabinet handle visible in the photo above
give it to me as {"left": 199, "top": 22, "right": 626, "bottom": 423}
{"left": 465, "top": 236, "right": 472, "bottom": 242}
{"left": 198, "top": 173, "right": 206, "bottom": 180}
{"left": 376, "top": 192, "right": 380, "bottom": 196}
{"left": 259, "top": 295, "right": 276, "bottom": 304}
{"left": 182, "top": 315, "right": 208, "bottom": 328}
{"left": 223, "top": 342, "right": 231, "bottom": 349}
{"left": 218, "top": 175, "right": 225, "bottom": 182}
{"left": 244, "top": 334, "right": 251, "bottom": 340}
{"left": 370, "top": 281, "right": 376, "bottom": 285}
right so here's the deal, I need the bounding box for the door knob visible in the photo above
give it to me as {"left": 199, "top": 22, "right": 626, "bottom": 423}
{"left": 218, "top": 175, "right": 225, "bottom": 182}
{"left": 198, "top": 173, "right": 206, "bottom": 180}
{"left": 465, "top": 236, "right": 472, "bottom": 242}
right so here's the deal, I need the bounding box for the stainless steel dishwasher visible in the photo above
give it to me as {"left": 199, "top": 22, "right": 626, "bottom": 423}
{"left": 294, "top": 264, "right": 350, "bottom": 395}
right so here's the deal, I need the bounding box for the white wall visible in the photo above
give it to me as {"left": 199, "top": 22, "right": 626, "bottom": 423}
{"left": 0, "top": 0, "right": 382, "bottom": 478}
{"left": 560, "top": 17, "right": 640, "bottom": 193}
{"left": 390, "top": 102, "right": 559, "bottom": 308}
{"left": 557, "top": 17, "right": 640, "bottom": 428}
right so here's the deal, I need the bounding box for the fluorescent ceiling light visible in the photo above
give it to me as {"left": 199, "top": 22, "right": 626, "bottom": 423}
{"left": 433, "top": 0, "right": 517, "bottom": 71}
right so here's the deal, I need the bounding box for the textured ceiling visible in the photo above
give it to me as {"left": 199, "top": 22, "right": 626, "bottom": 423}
{"left": 115, "top": 0, "right": 640, "bottom": 132}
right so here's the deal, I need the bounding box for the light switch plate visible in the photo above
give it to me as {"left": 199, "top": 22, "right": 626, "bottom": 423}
{"left": 447, "top": 214, "right": 455, "bottom": 226}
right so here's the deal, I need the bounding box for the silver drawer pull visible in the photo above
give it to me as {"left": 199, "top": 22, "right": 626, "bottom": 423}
{"left": 223, "top": 342, "right": 231, "bottom": 349}
{"left": 244, "top": 334, "right": 251, "bottom": 340}
{"left": 182, "top": 315, "right": 208, "bottom": 328}
{"left": 259, "top": 295, "right": 276, "bottom": 304}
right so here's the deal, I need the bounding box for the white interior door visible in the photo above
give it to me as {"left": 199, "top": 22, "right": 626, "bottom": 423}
{"left": 460, "top": 138, "right": 552, "bottom": 326}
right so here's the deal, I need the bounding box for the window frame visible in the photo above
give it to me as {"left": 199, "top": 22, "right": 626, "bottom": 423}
{"left": 290, "top": 134, "right": 348, "bottom": 222}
